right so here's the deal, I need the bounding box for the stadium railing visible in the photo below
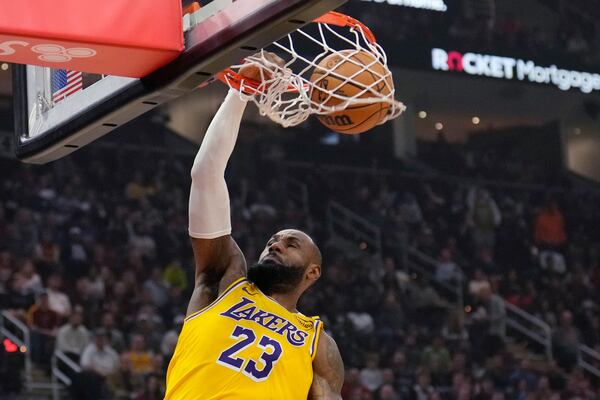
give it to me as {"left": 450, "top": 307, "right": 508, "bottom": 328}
{"left": 0, "top": 310, "right": 31, "bottom": 390}
{"left": 51, "top": 349, "right": 81, "bottom": 400}
{"left": 402, "top": 248, "right": 600, "bottom": 379}
{"left": 327, "top": 201, "right": 383, "bottom": 264}
{"left": 504, "top": 302, "right": 553, "bottom": 360}
{"left": 404, "top": 247, "right": 464, "bottom": 311}
{"left": 580, "top": 345, "right": 600, "bottom": 379}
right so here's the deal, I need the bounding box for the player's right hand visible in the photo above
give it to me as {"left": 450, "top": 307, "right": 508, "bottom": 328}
{"left": 239, "top": 51, "right": 286, "bottom": 82}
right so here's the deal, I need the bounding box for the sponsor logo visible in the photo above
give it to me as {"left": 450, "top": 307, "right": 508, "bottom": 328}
{"left": 0, "top": 40, "right": 97, "bottom": 63}
{"left": 242, "top": 287, "right": 258, "bottom": 296}
{"left": 431, "top": 47, "right": 600, "bottom": 93}
{"left": 295, "top": 316, "right": 314, "bottom": 329}
{"left": 319, "top": 114, "right": 354, "bottom": 126}
{"left": 360, "top": 0, "right": 447, "bottom": 12}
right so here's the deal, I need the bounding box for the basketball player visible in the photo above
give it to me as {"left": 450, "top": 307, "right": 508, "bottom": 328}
{"left": 164, "top": 54, "right": 344, "bottom": 400}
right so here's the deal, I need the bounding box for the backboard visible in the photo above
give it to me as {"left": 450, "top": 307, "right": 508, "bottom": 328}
{"left": 12, "top": 0, "right": 347, "bottom": 163}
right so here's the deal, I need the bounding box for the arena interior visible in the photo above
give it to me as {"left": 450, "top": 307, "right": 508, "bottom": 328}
{"left": 1, "top": 0, "right": 600, "bottom": 399}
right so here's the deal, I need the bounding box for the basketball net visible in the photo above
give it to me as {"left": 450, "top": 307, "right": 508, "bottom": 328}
{"left": 217, "top": 12, "right": 406, "bottom": 129}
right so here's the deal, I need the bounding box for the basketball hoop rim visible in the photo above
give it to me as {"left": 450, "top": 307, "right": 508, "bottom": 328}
{"left": 215, "top": 11, "right": 378, "bottom": 94}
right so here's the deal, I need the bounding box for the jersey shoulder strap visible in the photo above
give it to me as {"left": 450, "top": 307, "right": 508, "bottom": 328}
{"left": 184, "top": 277, "right": 248, "bottom": 322}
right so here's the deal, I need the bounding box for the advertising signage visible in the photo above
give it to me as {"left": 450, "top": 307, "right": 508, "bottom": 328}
{"left": 432, "top": 48, "right": 600, "bottom": 94}
{"left": 359, "top": 0, "right": 447, "bottom": 12}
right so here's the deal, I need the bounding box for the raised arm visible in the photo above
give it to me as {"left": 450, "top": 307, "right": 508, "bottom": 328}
{"left": 309, "top": 332, "right": 344, "bottom": 400}
{"left": 186, "top": 89, "right": 248, "bottom": 316}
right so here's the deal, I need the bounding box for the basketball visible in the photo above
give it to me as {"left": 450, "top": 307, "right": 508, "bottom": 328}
{"left": 310, "top": 50, "right": 394, "bottom": 134}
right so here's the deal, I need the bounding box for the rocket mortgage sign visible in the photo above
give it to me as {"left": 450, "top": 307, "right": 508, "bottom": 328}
{"left": 431, "top": 48, "right": 600, "bottom": 94}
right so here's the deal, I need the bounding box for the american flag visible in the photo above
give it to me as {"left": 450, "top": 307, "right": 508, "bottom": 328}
{"left": 51, "top": 69, "right": 83, "bottom": 103}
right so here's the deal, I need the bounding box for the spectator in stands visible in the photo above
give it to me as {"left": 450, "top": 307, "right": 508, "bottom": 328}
{"left": 61, "top": 226, "right": 89, "bottom": 279}
{"left": 76, "top": 329, "right": 120, "bottom": 399}
{"left": 390, "top": 350, "right": 413, "bottom": 394}
{"left": 342, "top": 368, "right": 361, "bottom": 399}
{"left": 410, "top": 370, "right": 436, "bottom": 400}
{"left": 136, "top": 312, "right": 163, "bottom": 353}
{"left": 435, "top": 248, "right": 460, "bottom": 284}
{"left": 8, "top": 273, "right": 31, "bottom": 312}
{"left": 534, "top": 199, "right": 567, "bottom": 273}
{"left": 125, "top": 172, "right": 156, "bottom": 200}
{"left": 421, "top": 336, "right": 452, "bottom": 385}
{"left": 100, "top": 311, "right": 126, "bottom": 353}
{"left": 534, "top": 199, "right": 567, "bottom": 249}
{"left": 480, "top": 282, "right": 507, "bottom": 341}
{"left": 107, "top": 353, "right": 134, "bottom": 399}
{"left": 532, "top": 375, "right": 556, "bottom": 400}
{"left": 55, "top": 306, "right": 90, "bottom": 363}
{"left": 410, "top": 276, "right": 449, "bottom": 329}
{"left": 123, "top": 333, "right": 155, "bottom": 390}
{"left": 46, "top": 273, "right": 72, "bottom": 318}
{"left": 27, "top": 291, "right": 60, "bottom": 367}
{"left": 127, "top": 222, "right": 157, "bottom": 260}
{"left": 19, "top": 258, "right": 43, "bottom": 296}
{"left": 7, "top": 268, "right": 35, "bottom": 313}
{"left": 12, "top": 209, "right": 39, "bottom": 258}
{"left": 162, "top": 259, "right": 188, "bottom": 292}
{"left": 474, "top": 376, "right": 498, "bottom": 399}
{"left": 552, "top": 310, "right": 581, "bottom": 372}
{"left": 508, "top": 359, "right": 538, "bottom": 394}
{"left": 469, "top": 281, "right": 506, "bottom": 360}
{"left": 565, "top": 368, "right": 595, "bottom": 399}
{"left": 359, "top": 352, "right": 384, "bottom": 393}
{"left": 347, "top": 299, "right": 376, "bottom": 336}
{"left": 143, "top": 267, "right": 170, "bottom": 309}
{"left": 160, "top": 315, "right": 184, "bottom": 359}
{"left": 442, "top": 309, "right": 469, "bottom": 348}
{"left": 469, "top": 269, "right": 489, "bottom": 296}
{"left": 465, "top": 187, "right": 501, "bottom": 255}
{"left": 378, "top": 383, "right": 399, "bottom": 400}
{"left": 134, "top": 373, "right": 163, "bottom": 400}
{"left": 398, "top": 193, "right": 423, "bottom": 229}
{"left": 377, "top": 290, "right": 405, "bottom": 343}
{"left": 34, "top": 231, "right": 61, "bottom": 281}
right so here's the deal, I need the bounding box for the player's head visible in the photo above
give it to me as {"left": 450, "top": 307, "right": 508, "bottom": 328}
{"left": 249, "top": 229, "right": 322, "bottom": 295}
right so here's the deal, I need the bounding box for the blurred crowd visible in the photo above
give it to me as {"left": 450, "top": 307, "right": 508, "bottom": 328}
{"left": 346, "top": 0, "right": 600, "bottom": 70}
{"left": 0, "top": 130, "right": 599, "bottom": 400}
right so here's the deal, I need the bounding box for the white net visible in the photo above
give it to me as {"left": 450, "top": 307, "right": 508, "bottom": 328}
{"left": 220, "top": 12, "right": 406, "bottom": 129}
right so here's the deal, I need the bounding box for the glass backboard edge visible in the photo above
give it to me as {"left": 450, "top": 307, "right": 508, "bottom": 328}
{"left": 14, "top": 0, "right": 348, "bottom": 163}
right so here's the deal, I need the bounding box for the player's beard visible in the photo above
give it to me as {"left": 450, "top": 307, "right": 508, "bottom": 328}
{"left": 247, "top": 260, "right": 306, "bottom": 295}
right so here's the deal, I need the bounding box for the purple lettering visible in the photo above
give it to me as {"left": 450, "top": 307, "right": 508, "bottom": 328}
{"left": 290, "top": 330, "right": 309, "bottom": 346}
{"left": 222, "top": 297, "right": 308, "bottom": 346}
{"left": 264, "top": 316, "right": 286, "bottom": 331}
{"left": 236, "top": 306, "right": 256, "bottom": 320}
{"left": 251, "top": 310, "right": 272, "bottom": 326}
{"left": 220, "top": 297, "right": 255, "bottom": 321}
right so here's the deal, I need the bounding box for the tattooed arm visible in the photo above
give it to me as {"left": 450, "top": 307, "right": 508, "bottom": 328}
{"left": 309, "top": 332, "right": 344, "bottom": 400}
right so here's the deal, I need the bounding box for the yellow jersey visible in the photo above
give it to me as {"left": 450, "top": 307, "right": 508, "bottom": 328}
{"left": 165, "top": 277, "right": 323, "bottom": 400}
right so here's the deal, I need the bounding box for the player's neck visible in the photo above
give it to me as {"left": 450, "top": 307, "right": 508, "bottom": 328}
{"left": 269, "top": 292, "right": 300, "bottom": 313}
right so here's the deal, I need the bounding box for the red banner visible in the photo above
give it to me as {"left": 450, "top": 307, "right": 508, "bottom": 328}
{"left": 0, "top": 0, "right": 184, "bottom": 77}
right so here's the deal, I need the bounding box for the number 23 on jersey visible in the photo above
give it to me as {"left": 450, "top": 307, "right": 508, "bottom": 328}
{"left": 217, "top": 325, "right": 284, "bottom": 382}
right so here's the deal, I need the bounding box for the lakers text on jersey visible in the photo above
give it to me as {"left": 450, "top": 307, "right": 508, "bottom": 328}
{"left": 165, "top": 278, "right": 323, "bottom": 400}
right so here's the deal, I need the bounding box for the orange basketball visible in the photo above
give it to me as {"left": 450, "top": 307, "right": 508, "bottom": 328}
{"left": 310, "top": 50, "right": 393, "bottom": 134}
